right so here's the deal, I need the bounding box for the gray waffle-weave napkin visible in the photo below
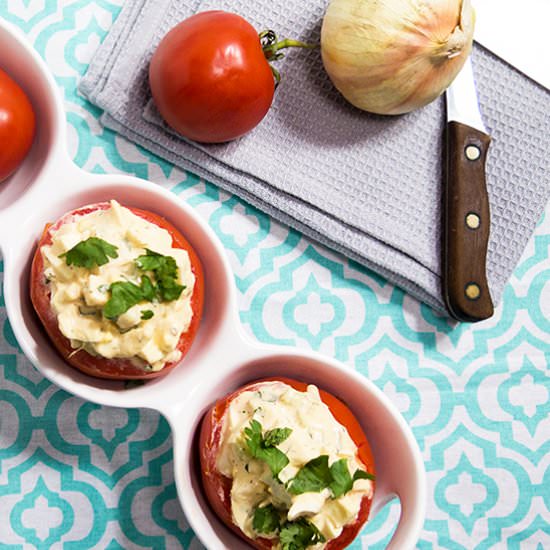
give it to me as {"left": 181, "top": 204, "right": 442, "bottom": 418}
{"left": 80, "top": 0, "right": 550, "bottom": 314}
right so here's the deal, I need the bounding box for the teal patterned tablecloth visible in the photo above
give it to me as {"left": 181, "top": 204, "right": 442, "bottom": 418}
{"left": 1, "top": 1, "right": 549, "bottom": 548}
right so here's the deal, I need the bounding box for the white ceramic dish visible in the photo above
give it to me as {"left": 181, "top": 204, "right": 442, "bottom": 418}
{"left": 0, "top": 19, "right": 426, "bottom": 549}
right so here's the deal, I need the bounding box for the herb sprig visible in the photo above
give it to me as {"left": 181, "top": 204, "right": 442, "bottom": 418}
{"left": 252, "top": 504, "right": 280, "bottom": 535}
{"left": 252, "top": 506, "right": 325, "bottom": 550}
{"left": 61, "top": 237, "right": 186, "bottom": 321}
{"left": 103, "top": 280, "right": 152, "bottom": 319}
{"left": 136, "top": 249, "right": 185, "bottom": 302}
{"left": 60, "top": 237, "right": 118, "bottom": 269}
{"left": 287, "top": 456, "right": 375, "bottom": 498}
{"left": 101, "top": 250, "right": 185, "bottom": 319}
{"left": 244, "top": 420, "right": 292, "bottom": 478}
{"left": 279, "top": 518, "right": 325, "bottom": 550}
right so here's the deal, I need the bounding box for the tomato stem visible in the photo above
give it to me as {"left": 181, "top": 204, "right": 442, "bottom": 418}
{"left": 259, "top": 30, "right": 316, "bottom": 86}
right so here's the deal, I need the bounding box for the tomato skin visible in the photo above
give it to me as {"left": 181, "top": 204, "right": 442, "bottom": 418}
{"left": 199, "top": 377, "right": 375, "bottom": 549}
{"left": 149, "top": 11, "right": 275, "bottom": 143}
{"left": 0, "top": 68, "right": 35, "bottom": 183}
{"left": 30, "top": 202, "right": 204, "bottom": 380}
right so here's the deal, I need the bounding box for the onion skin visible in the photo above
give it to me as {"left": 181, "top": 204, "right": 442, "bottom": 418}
{"left": 321, "top": 0, "right": 475, "bottom": 115}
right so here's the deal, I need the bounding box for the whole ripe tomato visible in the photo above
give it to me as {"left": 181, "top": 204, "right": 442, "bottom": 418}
{"left": 149, "top": 11, "right": 276, "bottom": 143}
{"left": 30, "top": 202, "right": 204, "bottom": 380}
{"left": 0, "top": 68, "right": 35, "bottom": 182}
{"left": 199, "top": 377, "right": 376, "bottom": 549}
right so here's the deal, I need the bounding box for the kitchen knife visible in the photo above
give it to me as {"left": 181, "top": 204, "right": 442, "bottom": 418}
{"left": 443, "top": 56, "right": 494, "bottom": 322}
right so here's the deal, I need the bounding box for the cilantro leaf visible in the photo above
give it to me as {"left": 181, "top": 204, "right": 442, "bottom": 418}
{"left": 136, "top": 249, "right": 185, "bottom": 302}
{"left": 135, "top": 249, "right": 177, "bottom": 277}
{"left": 61, "top": 237, "right": 118, "bottom": 269}
{"left": 279, "top": 519, "right": 325, "bottom": 550}
{"left": 140, "top": 275, "right": 156, "bottom": 301}
{"left": 103, "top": 275, "right": 163, "bottom": 320}
{"left": 243, "top": 420, "right": 290, "bottom": 478}
{"left": 157, "top": 276, "right": 185, "bottom": 301}
{"left": 252, "top": 504, "right": 280, "bottom": 535}
{"left": 287, "top": 455, "right": 332, "bottom": 495}
{"left": 264, "top": 427, "right": 292, "bottom": 447}
{"left": 288, "top": 456, "right": 376, "bottom": 497}
{"left": 103, "top": 281, "right": 143, "bottom": 319}
{"left": 259, "top": 447, "right": 290, "bottom": 478}
{"left": 244, "top": 419, "right": 263, "bottom": 453}
{"left": 329, "top": 458, "right": 353, "bottom": 498}
{"left": 141, "top": 310, "right": 154, "bottom": 320}
{"left": 353, "top": 469, "right": 376, "bottom": 482}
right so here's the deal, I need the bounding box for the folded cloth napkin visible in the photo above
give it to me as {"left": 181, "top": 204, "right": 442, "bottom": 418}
{"left": 80, "top": 0, "right": 550, "bottom": 314}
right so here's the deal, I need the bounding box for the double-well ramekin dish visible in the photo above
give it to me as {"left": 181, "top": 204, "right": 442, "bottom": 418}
{"left": 0, "top": 19, "right": 426, "bottom": 549}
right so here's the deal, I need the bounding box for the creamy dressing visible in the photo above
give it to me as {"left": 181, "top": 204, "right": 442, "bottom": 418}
{"left": 41, "top": 200, "right": 195, "bottom": 371}
{"left": 216, "top": 381, "right": 373, "bottom": 546}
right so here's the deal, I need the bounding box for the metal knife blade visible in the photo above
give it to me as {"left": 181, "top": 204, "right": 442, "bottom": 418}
{"left": 443, "top": 57, "right": 494, "bottom": 322}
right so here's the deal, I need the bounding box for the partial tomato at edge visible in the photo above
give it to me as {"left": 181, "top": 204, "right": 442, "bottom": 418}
{"left": 199, "top": 377, "right": 376, "bottom": 549}
{"left": 0, "top": 68, "right": 35, "bottom": 183}
{"left": 149, "top": 10, "right": 275, "bottom": 144}
{"left": 30, "top": 202, "right": 204, "bottom": 380}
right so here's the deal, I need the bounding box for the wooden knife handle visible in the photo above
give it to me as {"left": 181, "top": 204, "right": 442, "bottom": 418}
{"left": 443, "top": 121, "right": 494, "bottom": 322}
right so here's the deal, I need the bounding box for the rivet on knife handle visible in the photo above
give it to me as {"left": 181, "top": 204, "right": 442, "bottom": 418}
{"left": 443, "top": 121, "right": 494, "bottom": 322}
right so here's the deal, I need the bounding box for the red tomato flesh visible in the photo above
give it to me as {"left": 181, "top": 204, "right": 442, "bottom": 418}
{"left": 199, "top": 377, "right": 376, "bottom": 549}
{"left": 30, "top": 202, "right": 204, "bottom": 380}
{"left": 0, "top": 68, "right": 35, "bottom": 183}
{"left": 149, "top": 11, "right": 275, "bottom": 143}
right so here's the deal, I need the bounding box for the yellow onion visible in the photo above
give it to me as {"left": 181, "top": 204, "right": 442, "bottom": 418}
{"left": 321, "top": 0, "right": 475, "bottom": 115}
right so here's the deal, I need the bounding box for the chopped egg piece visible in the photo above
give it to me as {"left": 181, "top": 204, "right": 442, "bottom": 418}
{"left": 82, "top": 275, "right": 109, "bottom": 306}
{"left": 287, "top": 489, "right": 331, "bottom": 521}
{"left": 116, "top": 305, "right": 142, "bottom": 331}
{"left": 61, "top": 282, "right": 81, "bottom": 302}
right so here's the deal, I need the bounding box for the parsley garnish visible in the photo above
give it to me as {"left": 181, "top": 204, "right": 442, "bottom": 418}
{"left": 136, "top": 249, "right": 185, "bottom": 302}
{"left": 287, "top": 455, "right": 332, "bottom": 495}
{"left": 103, "top": 281, "right": 144, "bottom": 319}
{"left": 252, "top": 504, "right": 280, "bottom": 535}
{"left": 96, "top": 249, "right": 186, "bottom": 320}
{"left": 103, "top": 277, "right": 160, "bottom": 320}
{"left": 353, "top": 469, "right": 376, "bottom": 482}
{"left": 135, "top": 249, "right": 177, "bottom": 275}
{"left": 244, "top": 420, "right": 292, "bottom": 478}
{"left": 288, "top": 456, "right": 375, "bottom": 497}
{"left": 252, "top": 507, "right": 324, "bottom": 549}
{"left": 140, "top": 275, "right": 156, "bottom": 301}
{"left": 141, "top": 310, "right": 154, "bottom": 320}
{"left": 329, "top": 458, "right": 353, "bottom": 498}
{"left": 279, "top": 518, "right": 325, "bottom": 550}
{"left": 264, "top": 428, "right": 293, "bottom": 447}
{"left": 60, "top": 237, "right": 118, "bottom": 268}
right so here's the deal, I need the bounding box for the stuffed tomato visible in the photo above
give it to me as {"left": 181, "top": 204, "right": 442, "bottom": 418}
{"left": 200, "top": 378, "right": 375, "bottom": 549}
{"left": 30, "top": 200, "right": 204, "bottom": 380}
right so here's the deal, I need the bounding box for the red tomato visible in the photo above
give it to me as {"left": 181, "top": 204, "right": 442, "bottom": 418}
{"left": 149, "top": 11, "right": 275, "bottom": 143}
{"left": 0, "top": 68, "right": 35, "bottom": 182}
{"left": 199, "top": 377, "right": 376, "bottom": 549}
{"left": 30, "top": 202, "right": 204, "bottom": 380}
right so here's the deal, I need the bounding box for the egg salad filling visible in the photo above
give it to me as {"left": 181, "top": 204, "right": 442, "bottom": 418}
{"left": 41, "top": 200, "right": 195, "bottom": 371}
{"left": 217, "top": 381, "right": 374, "bottom": 548}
